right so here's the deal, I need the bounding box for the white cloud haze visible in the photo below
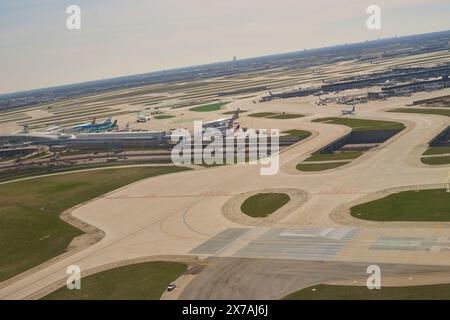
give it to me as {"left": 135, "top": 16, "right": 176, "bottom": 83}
{"left": 0, "top": 0, "right": 449, "bottom": 94}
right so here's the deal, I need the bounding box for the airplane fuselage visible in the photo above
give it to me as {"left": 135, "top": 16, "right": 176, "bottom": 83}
{"left": 73, "top": 120, "right": 117, "bottom": 133}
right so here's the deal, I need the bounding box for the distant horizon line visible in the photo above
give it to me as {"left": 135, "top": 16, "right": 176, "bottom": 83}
{"left": 1, "top": 28, "right": 449, "bottom": 98}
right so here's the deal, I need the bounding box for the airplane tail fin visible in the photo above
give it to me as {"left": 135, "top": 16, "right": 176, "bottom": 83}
{"left": 227, "top": 108, "right": 240, "bottom": 128}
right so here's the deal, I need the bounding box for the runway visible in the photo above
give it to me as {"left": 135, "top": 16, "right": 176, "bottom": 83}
{"left": 178, "top": 258, "right": 450, "bottom": 300}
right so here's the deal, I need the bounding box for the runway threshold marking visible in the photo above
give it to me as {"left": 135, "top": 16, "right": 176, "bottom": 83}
{"left": 371, "top": 236, "right": 450, "bottom": 252}
{"left": 232, "top": 227, "right": 359, "bottom": 261}
{"left": 189, "top": 228, "right": 251, "bottom": 255}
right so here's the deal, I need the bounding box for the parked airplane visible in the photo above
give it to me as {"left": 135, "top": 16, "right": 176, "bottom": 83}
{"left": 315, "top": 96, "right": 328, "bottom": 106}
{"left": 341, "top": 106, "right": 356, "bottom": 115}
{"left": 202, "top": 108, "right": 240, "bottom": 130}
{"left": 72, "top": 117, "right": 96, "bottom": 131}
{"left": 73, "top": 117, "right": 118, "bottom": 132}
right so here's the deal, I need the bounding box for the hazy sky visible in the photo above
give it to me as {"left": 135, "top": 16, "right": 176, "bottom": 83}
{"left": 0, "top": 0, "right": 449, "bottom": 94}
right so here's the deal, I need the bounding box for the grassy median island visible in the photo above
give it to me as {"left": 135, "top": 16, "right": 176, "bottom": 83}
{"left": 296, "top": 162, "right": 350, "bottom": 172}
{"left": 267, "top": 113, "right": 304, "bottom": 119}
{"left": 283, "top": 284, "right": 450, "bottom": 300}
{"left": 312, "top": 117, "right": 405, "bottom": 131}
{"left": 0, "top": 166, "right": 190, "bottom": 283}
{"left": 154, "top": 114, "right": 175, "bottom": 120}
{"left": 282, "top": 129, "right": 312, "bottom": 138}
{"left": 350, "top": 188, "right": 450, "bottom": 221}
{"left": 389, "top": 108, "right": 450, "bottom": 117}
{"left": 421, "top": 156, "right": 450, "bottom": 165}
{"left": 43, "top": 261, "right": 187, "bottom": 300}
{"left": 248, "top": 112, "right": 278, "bottom": 118}
{"left": 223, "top": 109, "right": 246, "bottom": 115}
{"left": 248, "top": 112, "right": 303, "bottom": 119}
{"left": 305, "top": 151, "right": 362, "bottom": 162}
{"left": 421, "top": 146, "right": 450, "bottom": 165}
{"left": 423, "top": 146, "right": 450, "bottom": 155}
{"left": 190, "top": 102, "right": 226, "bottom": 112}
{"left": 241, "top": 193, "right": 290, "bottom": 218}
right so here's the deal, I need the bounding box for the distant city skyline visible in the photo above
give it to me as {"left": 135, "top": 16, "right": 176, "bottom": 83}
{"left": 1, "top": 0, "right": 449, "bottom": 94}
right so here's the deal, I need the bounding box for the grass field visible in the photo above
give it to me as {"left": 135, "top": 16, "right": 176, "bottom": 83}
{"left": 223, "top": 110, "right": 246, "bottom": 115}
{"left": 282, "top": 130, "right": 312, "bottom": 138}
{"left": 423, "top": 146, "right": 450, "bottom": 155}
{"left": 0, "top": 160, "right": 174, "bottom": 183}
{"left": 0, "top": 166, "right": 190, "bottom": 282}
{"left": 241, "top": 193, "right": 290, "bottom": 218}
{"left": 199, "top": 153, "right": 271, "bottom": 167}
{"left": 190, "top": 102, "right": 226, "bottom": 112}
{"left": 248, "top": 112, "right": 303, "bottom": 119}
{"left": 154, "top": 114, "right": 175, "bottom": 119}
{"left": 247, "top": 112, "right": 278, "bottom": 118}
{"left": 389, "top": 108, "right": 450, "bottom": 117}
{"left": 267, "top": 113, "right": 304, "bottom": 119}
{"left": 305, "top": 151, "right": 362, "bottom": 162}
{"left": 312, "top": 117, "right": 405, "bottom": 131}
{"left": 43, "top": 261, "right": 187, "bottom": 300}
{"left": 296, "top": 162, "right": 350, "bottom": 171}
{"left": 421, "top": 156, "right": 450, "bottom": 165}
{"left": 283, "top": 284, "right": 450, "bottom": 300}
{"left": 350, "top": 188, "right": 450, "bottom": 221}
